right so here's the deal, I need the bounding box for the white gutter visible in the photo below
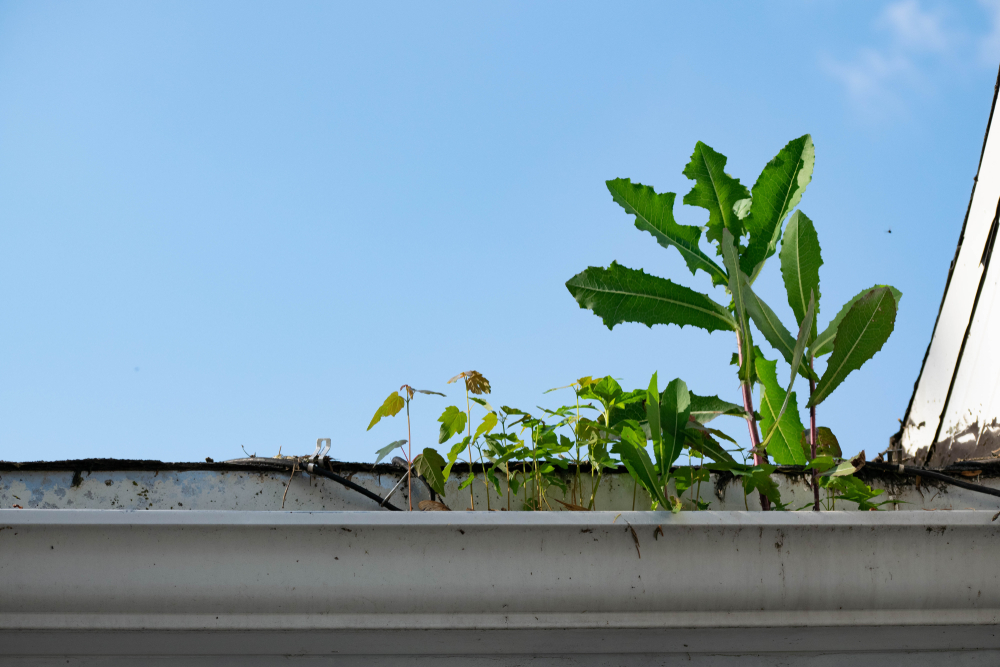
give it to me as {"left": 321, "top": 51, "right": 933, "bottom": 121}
{"left": 2, "top": 510, "right": 999, "bottom": 662}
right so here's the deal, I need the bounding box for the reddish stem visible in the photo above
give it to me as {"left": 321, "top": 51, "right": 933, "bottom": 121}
{"left": 736, "top": 331, "right": 770, "bottom": 511}
{"left": 809, "top": 357, "right": 819, "bottom": 512}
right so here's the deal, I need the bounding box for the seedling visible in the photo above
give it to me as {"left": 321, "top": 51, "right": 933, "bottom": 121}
{"left": 368, "top": 384, "right": 444, "bottom": 510}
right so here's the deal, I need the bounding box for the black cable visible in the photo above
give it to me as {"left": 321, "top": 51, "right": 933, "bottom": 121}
{"left": 867, "top": 461, "right": 1000, "bottom": 500}
{"left": 224, "top": 458, "right": 403, "bottom": 511}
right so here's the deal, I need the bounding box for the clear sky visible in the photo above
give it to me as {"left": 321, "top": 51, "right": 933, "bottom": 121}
{"left": 1, "top": 0, "right": 998, "bottom": 464}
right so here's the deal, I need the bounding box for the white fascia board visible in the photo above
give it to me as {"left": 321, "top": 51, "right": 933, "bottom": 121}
{"left": 902, "top": 83, "right": 1000, "bottom": 460}
{"left": 937, "top": 237, "right": 1000, "bottom": 460}
{"left": 2, "top": 510, "right": 1000, "bottom": 661}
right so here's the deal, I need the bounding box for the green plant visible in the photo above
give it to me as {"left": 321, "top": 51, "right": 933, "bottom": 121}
{"left": 368, "top": 384, "right": 444, "bottom": 510}
{"left": 744, "top": 202, "right": 901, "bottom": 510}
{"left": 563, "top": 135, "right": 901, "bottom": 512}
{"left": 437, "top": 370, "right": 493, "bottom": 510}
{"left": 566, "top": 137, "right": 822, "bottom": 509}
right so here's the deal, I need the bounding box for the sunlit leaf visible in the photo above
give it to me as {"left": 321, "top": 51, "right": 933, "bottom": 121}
{"left": 779, "top": 210, "right": 822, "bottom": 337}
{"left": 808, "top": 287, "right": 898, "bottom": 407}
{"left": 474, "top": 412, "right": 498, "bottom": 440}
{"left": 437, "top": 405, "right": 468, "bottom": 444}
{"left": 367, "top": 392, "right": 405, "bottom": 431}
{"left": 812, "top": 286, "right": 902, "bottom": 357}
{"left": 442, "top": 435, "right": 471, "bottom": 480}
{"left": 606, "top": 177, "right": 727, "bottom": 286}
{"left": 742, "top": 135, "right": 815, "bottom": 280}
{"left": 682, "top": 141, "right": 751, "bottom": 243}
{"left": 566, "top": 262, "right": 736, "bottom": 334}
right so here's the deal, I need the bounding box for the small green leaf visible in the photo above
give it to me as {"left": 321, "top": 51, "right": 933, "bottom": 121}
{"left": 741, "top": 276, "right": 818, "bottom": 382}
{"left": 375, "top": 439, "right": 407, "bottom": 465}
{"left": 367, "top": 392, "right": 405, "bottom": 431}
{"left": 606, "top": 178, "right": 728, "bottom": 287}
{"left": 414, "top": 448, "right": 447, "bottom": 496}
{"left": 442, "top": 436, "right": 471, "bottom": 480}
{"left": 779, "top": 210, "right": 823, "bottom": 337}
{"left": 808, "top": 287, "right": 898, "bottom": 407}
{"left": 474, "top": 412, "right": 498, "bottom": 440}
{"left": 437, "top": 406, "right": 468, "bottom": 444}
{"left": 721, "top": 229, "right": 753, "bottom": 381}
{"left": 812, "top": 286, "right": 902, "bottom": 357}
{"left": 566, "top": 262, "right": 737, "bottom": 334}
{"left": 755, "top": 356, "right": 806, "bottom": 466}
{"left": 742, "top": 135, "right": 815, "bottom": 279}
{"left": 682, "top": 141, "right": 751, "bottom": 243}
{"left": 688, "top": 392, "right": 746, "bottom": 423}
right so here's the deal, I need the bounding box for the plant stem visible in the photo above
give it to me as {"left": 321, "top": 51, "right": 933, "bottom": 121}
{"left": 406, "top": 400, "right": 413, "bottom": 511}
{"left": 736, "top": 331, "right": 770, "bottom": 511}
{"left": 465, "top": 387, "right": 474, "bottom": 511}
{"left": 809, "top": 356, "right": 820, "bottom": 512}
{"left": 574, "top": 393, "right": 582, "bottom": 506}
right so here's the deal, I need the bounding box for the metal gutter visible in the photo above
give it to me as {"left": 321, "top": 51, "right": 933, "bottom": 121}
{"left": 1, "top": 510, "right": 999, "bottom": 663}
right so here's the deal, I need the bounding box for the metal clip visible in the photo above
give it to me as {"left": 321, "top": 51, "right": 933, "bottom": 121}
{"left": 317, "top": 438, "right": 332, "bottom": 460}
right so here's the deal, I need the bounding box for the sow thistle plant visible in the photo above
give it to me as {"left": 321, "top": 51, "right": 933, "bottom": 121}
{"left": 367, "top": 135, "right": 900, "bottom": 512}
{"left": 566, "top": 135, "right": 901, "bottom": 511}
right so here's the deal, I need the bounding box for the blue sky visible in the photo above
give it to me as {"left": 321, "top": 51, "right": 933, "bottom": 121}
{"left": 1, "top": 0, "right": 998, "bottom": 463}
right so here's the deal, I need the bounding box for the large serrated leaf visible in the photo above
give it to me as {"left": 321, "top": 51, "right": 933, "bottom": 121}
{"left": 779, "top": 210, "right": 823, "bottom": 336}
{"left": 721, "top": 229, "right": 753, "bottom": 381}
{"left": 755, "top": 357, "right": 807, "bottom": 465}
{"left": 742, "top": 135, "right": 815, "bottom": 279}
{"left": 606, "top": 178, "right": 728, "bottom": 287}
{"left": 688, "top": 392, "right": 746, "bottom": 423}
{"left": 812, "top": 285, "right": 902, "bottom": 357}
{"left": 565, "top": 262, "right": 736, "bottom": 333}
{"left": 742, "top": 275, "right": 818, "bottom": 382}
{"left": 682, "top": 141, "right": 751, "bottom": 243}
{"left": 808, "top": 287, "right": 898, "bottom": 407}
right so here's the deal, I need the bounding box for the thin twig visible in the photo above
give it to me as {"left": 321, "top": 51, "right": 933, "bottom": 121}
{"left": 281, "top": 461, "right": 299, "bottom": 509}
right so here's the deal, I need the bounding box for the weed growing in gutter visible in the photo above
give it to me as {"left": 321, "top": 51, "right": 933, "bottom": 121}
{"left": 369, "top": 136, "right": 901, "bottom": 512}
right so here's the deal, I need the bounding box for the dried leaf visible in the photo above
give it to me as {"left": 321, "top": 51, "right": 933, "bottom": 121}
{"left": 447, "top": 370, "right": 491, "bottom": 395}
{"left": 553, "top": 498, "right": 589, "bottom": 511}
{"left": 418, "top": 500, "right": 451, "bottom": 511}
